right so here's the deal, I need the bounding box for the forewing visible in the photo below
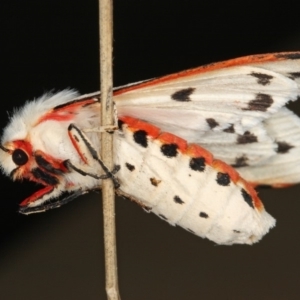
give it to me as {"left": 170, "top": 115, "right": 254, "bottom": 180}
{"left": 113, "top": 52, "right": 300, "bottom": 186}
{"left": 238, "top": 108, "right": 300, "bottom": 186}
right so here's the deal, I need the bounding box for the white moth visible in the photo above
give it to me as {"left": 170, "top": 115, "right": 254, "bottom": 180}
{"left": 1, "top": 52, "right": 300, "bottom": 245}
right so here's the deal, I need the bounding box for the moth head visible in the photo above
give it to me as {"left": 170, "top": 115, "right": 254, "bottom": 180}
{"left": 0, "top": 128, "right": 73, "bottom": 213}
{"left": 0, "top": 90, "right": 101, "bottom": 213}
{"left": 0, "top": 90, "right": 78, "bottom": 177}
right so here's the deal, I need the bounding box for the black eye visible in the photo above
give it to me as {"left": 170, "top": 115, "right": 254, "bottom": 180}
{"left": 12, "top": 149, "right": 28, "bottom": 166}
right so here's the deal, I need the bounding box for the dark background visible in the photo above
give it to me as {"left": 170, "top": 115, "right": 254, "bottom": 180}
{"left": 1, "top": 0, "right": 300, "bottom": 299}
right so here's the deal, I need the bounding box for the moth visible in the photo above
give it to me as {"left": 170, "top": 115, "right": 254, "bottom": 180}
{"left": 1, "top": 52, "right": 300, "bottom": 245}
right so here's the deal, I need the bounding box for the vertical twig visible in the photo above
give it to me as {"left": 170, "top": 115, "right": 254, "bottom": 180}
{"left": 99, "top": 0, "right": 120, "bottom": 299}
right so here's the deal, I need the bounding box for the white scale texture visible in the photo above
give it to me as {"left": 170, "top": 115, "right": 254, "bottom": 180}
{"left": 114, "top": 123, "right": 275, "bottom": 245}
{"left": 2, "top": 52, "right": 300, "bottom": 245}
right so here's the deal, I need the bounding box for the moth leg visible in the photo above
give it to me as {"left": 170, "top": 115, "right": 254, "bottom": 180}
{"left": 64, "top": 160, "right": 120, "bottom": 180}
{"left": 67, "top": 123, "right": 120, "bottom": 188}
{"left": 19, "top": 189, "right": 90, "bottom": 215}
{"left": 83, "top": 125, "right": 118, "bottom": 133}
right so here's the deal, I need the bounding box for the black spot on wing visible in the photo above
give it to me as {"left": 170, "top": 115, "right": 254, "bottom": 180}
{"left": 125, "top": 162, "right": 135, "bottom": 171}
{"left": 289, "top": 72, "right": 300, "bottom": 80}
{"left": 150, "top": 177, "right": 161, "bottom": 186}
{"left": 232, "top": 155, "right": 249, "bottom": 168}
{"left": 161, "top": 144, "right": 178, "bottom": 157}
{"left": 276, "top": 53, "right": 300, "bottom": 60}
{"left": 223, "top": 124, "right": 235, "bottom": 133}
{"left": 233, "top": 230, "right": 241, "bottom": 233}
{"left": 237, "top": 131, "right": 258, "bottom": 144}
{"left": 199, "top": 212, "right": 209, "bottom": 218}
{"left": 189, "top": 157, "right": 206, "bottom": 172}
{"left": 216, "top": 172, "right": 231, "bottom": 186}
{"left": 174, "top": 195, "right": 184, "bottom": 204}
{"left": 276, "top": 141, "right": 294, "bottom": 154}
{"left": 243, "top": 93, "right": 273, "bottom": 112}
{"left": 171, "top": 87, "right": 195, "bottom": 102}
{"left": 241, "top": 189, "right": 254, "bottom": 209}
{"left": 133, "top": 130, "right": 148, "bottom": 147}
{"left": 206, "top": 118, "right": 219, "bottom": 129}
{"left": 250, "top": 72, "right": 273, "bottom": 86}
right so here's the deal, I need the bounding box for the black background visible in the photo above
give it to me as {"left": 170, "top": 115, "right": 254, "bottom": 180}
{"left": 1, "top": 0, "right": 300, "bottom": 299}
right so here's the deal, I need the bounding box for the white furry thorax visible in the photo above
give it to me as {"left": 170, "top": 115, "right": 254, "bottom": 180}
{"left": 2, "top": 90, "right": 79, "bottom": 144}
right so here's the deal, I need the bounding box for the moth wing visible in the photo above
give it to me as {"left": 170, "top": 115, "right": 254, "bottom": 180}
{"left": 237, "top": 108, "right": 300, "bottom": 186}
{"left": 113, "top": 52, "right": 300, "bottom": 186}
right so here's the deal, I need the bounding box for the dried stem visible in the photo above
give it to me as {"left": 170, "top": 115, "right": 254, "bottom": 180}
{"left": 99, "top": 0, "right": 121, "bottom": 299}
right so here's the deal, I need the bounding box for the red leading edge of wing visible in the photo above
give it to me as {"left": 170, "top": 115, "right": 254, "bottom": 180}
{"left": 114, "top": 52, "right": 300, "bottom": 96}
